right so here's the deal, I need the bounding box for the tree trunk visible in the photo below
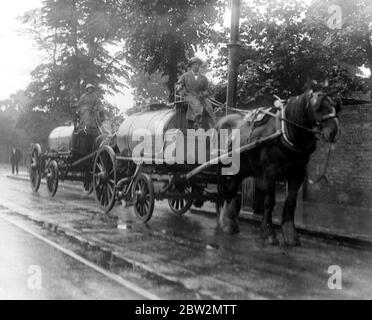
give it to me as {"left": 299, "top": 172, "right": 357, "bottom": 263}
{"left": 364, "top": 38, "right": 372, "bottom": 101}
{"left": 71, "top": 0, "right": 81, "bottom": 99}
{"left": 167, "top": 69, "right": 178, "bottom": 103}
{"left": 166, "top": 51, "right": 179, "bottom": 103}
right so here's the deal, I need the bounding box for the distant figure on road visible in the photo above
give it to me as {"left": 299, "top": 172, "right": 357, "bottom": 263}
{"left": 10, "top": 148, "right": 22, "bottom": 175}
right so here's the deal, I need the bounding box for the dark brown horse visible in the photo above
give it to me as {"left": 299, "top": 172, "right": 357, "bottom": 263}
{"left": 216, "top": 90, "right": 341, "bottom": 246}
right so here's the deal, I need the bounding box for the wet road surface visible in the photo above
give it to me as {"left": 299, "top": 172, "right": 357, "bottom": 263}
{"left": 1, "top": 166, "right": 372, "bottom": 299}
{"left": 0, "top": 214, "right": 147, "bottom": 300}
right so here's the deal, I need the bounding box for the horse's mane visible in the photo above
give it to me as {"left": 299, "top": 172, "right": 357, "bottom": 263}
{"left": 285, "top": 90, "right": 316, "bottom": 147}
{"left": 286, "top": 92, "right": 308, "bottom": 124}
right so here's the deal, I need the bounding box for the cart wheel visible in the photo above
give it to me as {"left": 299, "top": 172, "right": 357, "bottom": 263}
{"left": 29, "top": 144, "right": 42, "bottom": 192}
{"left": 93, "top": 146, "right": 117, "bottom": 213}
{"left": 168, "top": 188, "right": 192, "bottom": 215}
{"left": 133, "top": 173, "right": 155, "bottom": 223}
{"left": 83, "top": 172, "right": 94, "bottom": 195}
{"left": 46, "top": 160, "right": 59, "bottom": 197}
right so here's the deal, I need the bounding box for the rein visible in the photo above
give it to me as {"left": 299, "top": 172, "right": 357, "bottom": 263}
{"left": 280, "top": 113, "right": 321, "bottom": 135}
{"left": 309, "top": 144, "right": 333, "bottom": 185}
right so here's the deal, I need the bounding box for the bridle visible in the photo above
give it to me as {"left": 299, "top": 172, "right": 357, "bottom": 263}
{"left": 283, "top": 93, "right": 340, "bottom": 139}
{"left": 318, "top": 109, "right": 338, "bottom": 123}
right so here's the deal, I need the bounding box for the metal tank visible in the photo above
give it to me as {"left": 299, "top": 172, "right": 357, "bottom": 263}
{"left": 48, "top": 126, "right": 75, "bottom": 153}
{"left": 117, "top": 109, "right": 177, "bottom": 158}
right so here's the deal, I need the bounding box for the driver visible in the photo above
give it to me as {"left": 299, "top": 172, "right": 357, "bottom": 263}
{"left": 176, "top": 57, "right": 216, "bottom": 129}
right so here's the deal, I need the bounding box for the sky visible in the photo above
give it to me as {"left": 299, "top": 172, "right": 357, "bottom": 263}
{"left": 0, "top": 0, "right": 134, "bottom": 113}
{"left": 0, "top": 0, "right": 44, "bottom": 100}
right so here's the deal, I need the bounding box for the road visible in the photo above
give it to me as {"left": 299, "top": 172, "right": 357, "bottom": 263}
{"left": 0, "top": 165, "right": 372, "bottom": 300}
{"left": 0, "top": 216, "right": 146, "bottom": 300}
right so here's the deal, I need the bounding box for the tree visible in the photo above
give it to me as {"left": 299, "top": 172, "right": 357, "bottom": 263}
{"left": 118, "top": 0, "right": 227, "bottom": 101}
{"left": 308, "top": 0, "right": 372, "bottom": 97}
{"left": 17, "top": 0, "right": 127, "bottom": 142}
{"left": 213, "top": 0, "right": 368, "bottom": 104}
{"left": 130, "top": 71, "right": 170, "bottom": 106}
{"left": 21, "top": 0, "right": 128, "bottom": 109}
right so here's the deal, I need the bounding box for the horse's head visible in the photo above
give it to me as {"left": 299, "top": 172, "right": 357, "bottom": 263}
{"left": 307, "top": 90, "right": 342, "bottom": 144}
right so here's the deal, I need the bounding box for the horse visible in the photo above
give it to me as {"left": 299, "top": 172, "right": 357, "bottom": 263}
{"left": 216, "top": 89, "right": 341, "bottom": 246}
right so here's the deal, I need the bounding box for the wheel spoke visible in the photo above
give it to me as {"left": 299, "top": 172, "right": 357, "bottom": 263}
{"left": 106, "top": 187, "right": 112, "bottom": 203}
{"left": 102, "top": 186, "right": 106, "bottom": 203}
{"left": 97, "top": 162, "right": 104, "bottom": 174}
{"left": 107, "top": 183, "right": 114, "bottom": 197}
{"left": 99, "top": 188, "right": 104, "bottom": 204}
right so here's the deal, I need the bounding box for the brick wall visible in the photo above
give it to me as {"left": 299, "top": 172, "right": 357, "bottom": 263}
{"left": 306, "top": 103, "right": 372, "bottom": 208}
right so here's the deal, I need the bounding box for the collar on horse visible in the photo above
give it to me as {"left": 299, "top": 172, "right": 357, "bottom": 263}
{"left": 281, "top": 103, "right": 317, "bottom": 154}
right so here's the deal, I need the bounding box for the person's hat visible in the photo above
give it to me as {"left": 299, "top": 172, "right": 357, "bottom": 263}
{"left": 86, "top": 83, "right": 95, "bottom": 90}
{"left": 188, "top": 57, "right": 203, "bottom": 67}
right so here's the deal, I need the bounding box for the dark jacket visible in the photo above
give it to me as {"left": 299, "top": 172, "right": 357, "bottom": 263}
{"left": 10, "top": 149, "right": 22, "bottom": 164}
{"left": 176, "top": 71, "right": 210, "bottom": 98}
{"left": 176, "top": 71, "right": 214, "bottom": 121}
{"left": 77, "top": 92, "right": 103, "bottom": 135}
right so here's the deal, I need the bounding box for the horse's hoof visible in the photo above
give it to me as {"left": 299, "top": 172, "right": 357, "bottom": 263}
{"left": 284, "top": 239, "right": 301, "bottom": 247}
{"left": 282, "top": 222, "right": 301, "bottom": 247}
{"left": 261, "top": 225, "right": 279, "bottom": 246}
{"left": 261, "top": 234, "right": 279, "bottom": 246}
{"left": 217, "top": 221, "right": 240, "bottom": 235}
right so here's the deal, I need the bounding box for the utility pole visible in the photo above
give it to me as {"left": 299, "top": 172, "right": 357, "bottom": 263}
{"left": 226, "top": 0, "right": 241, "bottom": 114}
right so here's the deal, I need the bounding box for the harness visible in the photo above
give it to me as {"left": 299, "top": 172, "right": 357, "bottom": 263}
{"left": 270, "top": 94, "right": 338, "bottom": 154}
{"left": 212, "top": 93, "right": 338, "bottom": 155}
{"left": 220, "top": 94, "right": 339, "bottom": 183}
{"left": 267, "top": 94, "right": 339, "bottom": 183}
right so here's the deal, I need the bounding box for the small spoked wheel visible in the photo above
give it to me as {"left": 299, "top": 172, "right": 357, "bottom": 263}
{"left": 29, "top": 144, "right": 42, "bottom": 192}
{"left": 93, "top": 146, "right": 117, "bottom": 213}
{"left": 168, "top": 187, "right": 192, "bottom": 215}
{"left": 133, "top": 173, "right": 155, "bottom": 223}
{"left": 46, "top": 160, "right": 59, "bottom": 197}
{"left": 83, "top": 171, "right": 94, "bottom": 195}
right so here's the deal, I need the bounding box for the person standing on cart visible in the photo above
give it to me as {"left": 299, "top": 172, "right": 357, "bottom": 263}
{"left": 77, "top": 84, "right": 104, "bottom": 135}
{"left": 176, "top": 58, "right": 216, "bottom": 129}
{"left": 77, "top": 84, "right": 105, "bottom": 152}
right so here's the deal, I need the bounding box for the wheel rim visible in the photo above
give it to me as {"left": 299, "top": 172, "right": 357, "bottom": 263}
{"left": 46, "top": 161, "right": 58, "bottom": 197}
{"left": 133, "top": 174, "right": 154, "bottom": 223}
{"left": 93, "top": 147, "right": 116, "bottom": 213}
{"left": 168, "top": 188, "right": 192, "bottom": 215}
{"left": 29, "top": 148, "right": 41, "bottom": 192}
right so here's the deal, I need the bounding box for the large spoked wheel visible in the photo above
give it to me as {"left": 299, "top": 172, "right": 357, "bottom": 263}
{"left": 93, "top": 146, "right": 117, "bottom": 213}
{"left": 133, "top": 173, "right": 155, "bottom": 223}
{"left": 46, "top": 160, "right": 59, "bottom": 197}
{"left": 29, "top": 144, "right": 42, "bottom": 192}
{"left": 168, "top": 187, "right": 192, "bottom": 216}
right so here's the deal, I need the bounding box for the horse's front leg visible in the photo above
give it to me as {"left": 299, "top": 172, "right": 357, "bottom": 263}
{"left": 218, "top": 177, "right": 242, "bottom": 235}
{"left": 260, "top": 178, "right": 279, "bottom": 246}
{"left": 282, "top": 174, "right": 304, "bottom": 246}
